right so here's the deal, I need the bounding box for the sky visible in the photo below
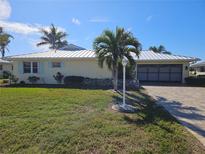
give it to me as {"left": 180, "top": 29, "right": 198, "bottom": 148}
{"left": 0, "top": 0, "right": 205, "bottom": 60}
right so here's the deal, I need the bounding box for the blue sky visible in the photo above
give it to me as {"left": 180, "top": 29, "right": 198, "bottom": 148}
{"left": 0, "top": 0, "right": 205, "bottom": 60}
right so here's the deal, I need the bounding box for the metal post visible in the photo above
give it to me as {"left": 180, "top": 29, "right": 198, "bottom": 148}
{"left": 123, "top": 65, "right": 126, "bottom": 107}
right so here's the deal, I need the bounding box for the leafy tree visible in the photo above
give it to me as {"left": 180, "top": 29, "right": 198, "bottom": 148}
{"left": 0, "top": 27, "right": 13, "bottom": 58}
{"left": 149, "top": 45, "right": 171, "bottom": 55}
{"left": 93, "top": 27, "right": 141, "bottom": 90}
{"left": 37, "top": 24, "right": 68, "bottom": 50}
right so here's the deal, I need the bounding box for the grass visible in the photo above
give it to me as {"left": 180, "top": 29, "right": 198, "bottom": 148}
{"left": 0, "top": 88, "right": 204, "bottom": 153}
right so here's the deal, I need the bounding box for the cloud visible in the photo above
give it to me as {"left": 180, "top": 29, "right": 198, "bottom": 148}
{"left": 0, "top": 0, "right": 11, "bottom": 20}
{"left": 127, "top": 27, "right": 132, "bottom": 32}
{"left": 0, "top": 20, "right": 66, "bottom": 35}
{"left": 0, "top": 20, "right": 39, "bottom": 34}
{"left": 71, "top": 18, "right": 80, "bottom": 25}
{"left": 89, "top": 17, "right": 109, "bottom": 23}
{"left": 146, "top": 15, "right": 153, "bottom": 22}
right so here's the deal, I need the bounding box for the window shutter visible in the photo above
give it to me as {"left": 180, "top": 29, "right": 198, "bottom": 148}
{"left": 48, "top": 62, "right": 52, "bottom": 68}
{"left": 61, "top": 62, "right": 64, "bottom": 67}
{"left": 39, "top": 62, "right": 44, "bottom": 74}
{"left": 18, "top": 61, "right": 23, "bottom": 74}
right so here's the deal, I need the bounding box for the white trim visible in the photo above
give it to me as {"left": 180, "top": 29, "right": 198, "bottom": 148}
{"left": 23, "top": 61, "right": 39, "bottom": 74}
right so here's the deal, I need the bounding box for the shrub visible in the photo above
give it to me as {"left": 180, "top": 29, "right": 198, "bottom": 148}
{"left": 28, "top": 76, "right": 40, "bottom": 84}
{"left": 0, "top": 79, "right": 9, "bottom": 84}
{"left": 2, "top": 79, "right": 9, "bottom": 84}
{"left": 19, "top": 81, "right": 25, "bottom": 84}
{"left": 10, "top": 75, "right": 19, "bottom": 84}
{"left": 53, "top": 72, "right": 64, "bottom": 84}
{"left": 64, "top": 76, "right": 84, "bottom": 87}
{"left": 3, "top": 71, "right": 11, "bottom": 79}
{"left": 185, "top": 77, "right": 205, "bottom": 86}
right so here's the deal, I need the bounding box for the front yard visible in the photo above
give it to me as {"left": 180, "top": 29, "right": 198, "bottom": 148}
{"left": 0, "top": 88, "right": 204, "bottom": 153}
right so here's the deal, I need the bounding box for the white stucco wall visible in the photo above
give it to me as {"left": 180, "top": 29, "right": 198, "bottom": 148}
{"left": 12, "top": 58, "right": 191, "bottom": 84}
{"left": 12, "top": 58, "right": 112, "bottom": 84}
{"left": 136, "top": 61, "right": 190, "bottom": 83}
{"left": 182, "top": 63, "right": 190, "bottom": 83}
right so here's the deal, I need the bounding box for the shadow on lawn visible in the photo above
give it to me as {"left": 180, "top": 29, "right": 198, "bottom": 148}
{"left": 5, "top": 83, "right": 143, "bottom": 90}
{"left": 112, "top": 89, "right": 178, "bottom": 133}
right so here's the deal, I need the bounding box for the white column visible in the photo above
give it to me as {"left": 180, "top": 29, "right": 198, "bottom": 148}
{"left": 122, "top": 65, "right": 126, "bottom": 107}
{"left": 135, "top": 64, "right": 138, "bottom": 80}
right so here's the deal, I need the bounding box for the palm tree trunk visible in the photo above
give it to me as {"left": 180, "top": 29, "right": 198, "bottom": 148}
{"left": 1, "top": 48, "right": 5, "bottom": 58}
{"left": 112, "top": 65, "right": 118, "bottom": 91}
{"left": 116, "top": 66, "right": 118, "bottom": 90}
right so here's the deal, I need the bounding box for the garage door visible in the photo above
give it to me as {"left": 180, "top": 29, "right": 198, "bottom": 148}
{"left": 137, "top": 64, "right": 182, "bottom": 82}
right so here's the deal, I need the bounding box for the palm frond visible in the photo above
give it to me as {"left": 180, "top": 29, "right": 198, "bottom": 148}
{"left": 36, "top": 41, "right": 49, "bottom": 47}
{"left": 0, "top": 28, "right": 13, "bottom": 57}
{"left": 93, "top": 26, "right": 141, "bottom": 74}
{"left": 37, "top": 24, "right": 68, "bottom": 49}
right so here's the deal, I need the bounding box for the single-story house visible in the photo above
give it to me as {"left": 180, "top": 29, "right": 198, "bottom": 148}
{"left": 0, "top": 59, "right": 12, "bottom": 76}
{"left": 190, "top": 61, "right": 205, "bottom": 76}
{"left": 7, "top": 50, "right": 198, "bottom": 84}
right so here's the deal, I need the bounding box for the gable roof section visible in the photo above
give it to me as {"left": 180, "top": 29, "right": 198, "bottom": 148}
{"left": 7, "top": 50, "right": 198, "bottom": 62}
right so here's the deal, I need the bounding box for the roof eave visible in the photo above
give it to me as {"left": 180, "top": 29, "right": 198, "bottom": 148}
{"left": 135, "top": 58, "right": 199, "bottom": 62}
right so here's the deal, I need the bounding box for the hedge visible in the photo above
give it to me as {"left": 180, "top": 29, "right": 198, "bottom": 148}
{"left": 185, "top": 77, "right": 205, "bottom": 86}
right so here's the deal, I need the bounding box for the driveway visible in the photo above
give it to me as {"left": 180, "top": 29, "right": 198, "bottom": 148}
{"left": 144, "top": 85, "right": 205, "bottom": 146}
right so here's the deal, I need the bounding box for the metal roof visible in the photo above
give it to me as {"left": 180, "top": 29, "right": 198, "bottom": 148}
{"left": 190, "top": 61, "right": 205, "bottom": 67}
{"left": 8, "top": 50, "right": 95, "bottom": 59}
{"left": 7, "top": 50, "right": 198, "bottom": 62}
{"left": 0, "top": 58, "right": 11, "bottom": 64}
{"left": 134, "top": 51, "right": 198, "bottom": 61}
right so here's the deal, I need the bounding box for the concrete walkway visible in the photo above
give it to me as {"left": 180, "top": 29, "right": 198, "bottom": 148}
{"left": 144, "top": 85, "right": 205, "bottom": 146}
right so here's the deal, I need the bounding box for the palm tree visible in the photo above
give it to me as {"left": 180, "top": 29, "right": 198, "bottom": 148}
{"left": 0, "top": 27, "right": 13, "bottom": 58}
{"left": 37, "top": 24, "right": 68, "bottom": 50}
{"left": 149, "top": 45, "right": 171, "bottom": 55}
{"left": 93, "top": 27, "right": 141, "bottom": 90}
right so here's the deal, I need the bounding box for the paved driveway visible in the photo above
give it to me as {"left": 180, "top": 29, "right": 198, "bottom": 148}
{"left": 144, "top": 85, "right": 205, "bottom": 146}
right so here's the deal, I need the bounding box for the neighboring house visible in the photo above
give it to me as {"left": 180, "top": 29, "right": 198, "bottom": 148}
{"left": 0, "top": 59, "right": 12, "bottom": 76}
{"left": 7, "top": 50, "right": 198, "bottom": 84}
{"left": 190, "top": 61, "right": 205, "bottom": 76}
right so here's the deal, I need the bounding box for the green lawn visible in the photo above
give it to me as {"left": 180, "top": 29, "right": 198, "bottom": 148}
{"left": 0, "top": 88, "right": 204, "bottom": 153}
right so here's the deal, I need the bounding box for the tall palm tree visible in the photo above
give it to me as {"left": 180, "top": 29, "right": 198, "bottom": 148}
{"left": 149, "top": 45, "right": 171, "bottom": 55}
{"left": 93, "top": 27, "right": 141, "bottom": 90}
{"left": 0, "top": 27, "right": 13, "bottom": 58}
{"left": 37, "top": 24, "right": 68, "bottom": 50}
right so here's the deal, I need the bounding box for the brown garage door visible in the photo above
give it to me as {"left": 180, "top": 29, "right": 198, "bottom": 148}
{"left": 137, "top": 64, "right": 182, "bottom": 82}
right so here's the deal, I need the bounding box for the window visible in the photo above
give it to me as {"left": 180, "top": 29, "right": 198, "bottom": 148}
{"left": 23, "top": 62, "right": 31, "bottom": 73}
{"left": 0, "top": 65, "right": 2, "bottom": 71}
{"left": 52, "top": 62, "right": 61, "bottom": 68}
{"left": 32, "top": 62, "right": 38, "bottom": 73}
{"left": 200, "top": 67, "right": 205, "bottom": 72}
{"left": 23, "top": 62, "right": 38, "bottom": 73}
